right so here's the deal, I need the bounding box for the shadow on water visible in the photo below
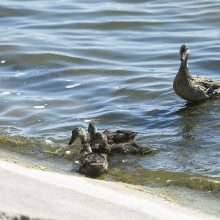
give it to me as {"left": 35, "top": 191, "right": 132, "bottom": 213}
{"left": 176, "top": 100, "right": 211, "bottom": 117}
{"left": 175, "top": 101, "right": 210, "bottom": 138}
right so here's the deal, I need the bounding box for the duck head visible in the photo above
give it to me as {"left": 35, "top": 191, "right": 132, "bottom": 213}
{"left": 88, "top": 123, "right": 97, "bottom": 137}
{"left": 180, "top": 44, "right": 189, "bottom": 62}
{"left": 69, "top": 127, "right": 88, "bottom": 145}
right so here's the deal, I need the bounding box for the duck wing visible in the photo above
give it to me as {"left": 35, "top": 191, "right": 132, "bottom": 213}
{"left": 191, "top": 75, "right": 220, "bottom": 98}
{"left": 104, "top": 129, "right": 138, "bottom": 143}
{"left": 111, "top": 143, "right": 155, "bottom": 155}
{"left": 116, "top": 130, "right": 138, "bottom": 138}
{"left": 193, "top": 75, "right": 220, "bottom": 89}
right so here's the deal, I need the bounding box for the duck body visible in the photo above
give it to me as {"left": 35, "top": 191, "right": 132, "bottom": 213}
{"left": 103, "top": 129, "right": 137, "bottom": 144}
{"left": 173, "top": 44, "right": 220, "bottom": 102}
{"left": 90, "top": 132, "right": 112, "bottom": 155}
{"left": 88, "top": 123, "right": 154, "bottom": 155}
{"left": 79, "top": 143, "right": 108, "bottom": 177}
{"left": 88, "top": 122, "right": 137, "bottom": 144}
{"left": 88, "top": 123, "right": 111, "bottom": 154}
{"left": 110, "top": 142, "right": 155, "bottom": 155}
{"left": 91, "top": 140, "right": 155, "bottom": 156}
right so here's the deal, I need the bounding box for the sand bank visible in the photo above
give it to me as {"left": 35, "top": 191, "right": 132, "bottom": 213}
{"left": 0, "top": 159, "right": 218, "bottom": 220}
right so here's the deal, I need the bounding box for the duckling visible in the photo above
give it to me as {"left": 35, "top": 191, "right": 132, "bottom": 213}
{"left": 68, "top": 125, "right": 110, "bottom": 154}
{"left": 88, "top": 123, "right": 154, "bottom": 155}
{"left": 173, "top": 44, "right": 220, "bottom": 102}
{"left": 88, "top": 123, "right": 111, "bottom": 154}
{"left": 78, "top": 143, "right": 108, "bottom": 177}
{"left": 88, "top": 122, "right": 137, "bottom": 144}
{"left": 69, "top": 128, "right": 108, "bottom": 177}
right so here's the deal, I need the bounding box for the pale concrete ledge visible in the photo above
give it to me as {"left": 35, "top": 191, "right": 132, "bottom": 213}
{"left": 0, "top": 159, "right": 218, "bottom": 220}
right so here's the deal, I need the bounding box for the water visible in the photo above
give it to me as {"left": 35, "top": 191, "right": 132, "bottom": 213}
{"left": 0, "top": 0, "right": 220, "bottom": 215}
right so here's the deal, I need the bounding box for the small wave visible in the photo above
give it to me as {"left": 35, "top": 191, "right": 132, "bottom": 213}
{"left": 33, "top": 105, "right": 46, "bottom": 109}
{"left": 65, "top": 83, "right": 81, "bottom": 89}
{"left": 0, "top": 91, "right": 11, "bottom": 96}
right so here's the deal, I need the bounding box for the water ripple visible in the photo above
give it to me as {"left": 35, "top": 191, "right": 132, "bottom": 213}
{"left": 0, "top": 1, "right": 220, "bottom": 206}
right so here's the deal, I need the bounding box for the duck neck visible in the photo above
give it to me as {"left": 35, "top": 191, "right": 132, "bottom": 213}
{"left": 90, "top": 130, "right": 96, "bottom": 138}
{"left": 179, "top": 59, "right": 192, "bottom": 80}
{"left": 88, "top": 124, "right": 97, "bottom": 138}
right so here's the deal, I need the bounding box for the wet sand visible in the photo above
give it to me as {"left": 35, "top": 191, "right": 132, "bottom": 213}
{"left": 0, "top": 159, "right": 218, "bottom": 220}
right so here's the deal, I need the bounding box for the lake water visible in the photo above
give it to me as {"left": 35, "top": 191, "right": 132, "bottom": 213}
{"left": 0, "top": 0, "right": 220, "bottom": 216}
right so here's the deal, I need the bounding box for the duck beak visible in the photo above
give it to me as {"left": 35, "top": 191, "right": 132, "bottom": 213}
{"left": 68, "top": 129, "right": 78, "bottom": 145}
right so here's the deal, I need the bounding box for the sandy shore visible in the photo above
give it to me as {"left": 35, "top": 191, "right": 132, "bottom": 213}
{"left": 0, "top": 159, "right": 219, "bottom": 220}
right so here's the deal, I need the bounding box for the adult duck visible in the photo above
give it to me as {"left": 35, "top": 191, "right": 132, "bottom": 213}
{"left": 173, "top": 44, "right": 220, "bottom": 102}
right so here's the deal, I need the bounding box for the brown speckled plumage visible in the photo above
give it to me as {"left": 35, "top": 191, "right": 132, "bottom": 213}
{"left": 173, "top": 44, "right": 220, "bottom": 102}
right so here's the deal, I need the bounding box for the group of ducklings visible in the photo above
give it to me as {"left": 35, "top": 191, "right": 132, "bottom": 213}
{"left": 68, "top": 123, "right": 154, "bottom": 177}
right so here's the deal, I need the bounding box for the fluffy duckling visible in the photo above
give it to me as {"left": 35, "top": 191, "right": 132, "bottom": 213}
{"left": 79, "top": 143, "right": 108, "bottom": 177}
{"left": 68, "top": 125, "right": 111, "bottom": 154}
{"left": 88, "top": 123, "right": 111, "bottom": 154}
{"left": 173, "top": 44, "right": 220, "bottom": 102}
{"left": 69, "top": 128, "right": 108, "bottom": 177}
{"left": 88, "top": 122, "right": 137, "bottom": 144}
{"left": 88, "top": 123, "right": 154, "bottom": 155}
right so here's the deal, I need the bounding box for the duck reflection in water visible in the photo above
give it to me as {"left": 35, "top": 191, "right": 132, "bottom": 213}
{"left": 175, "top": 101, "right": 209, "bottom": 139}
